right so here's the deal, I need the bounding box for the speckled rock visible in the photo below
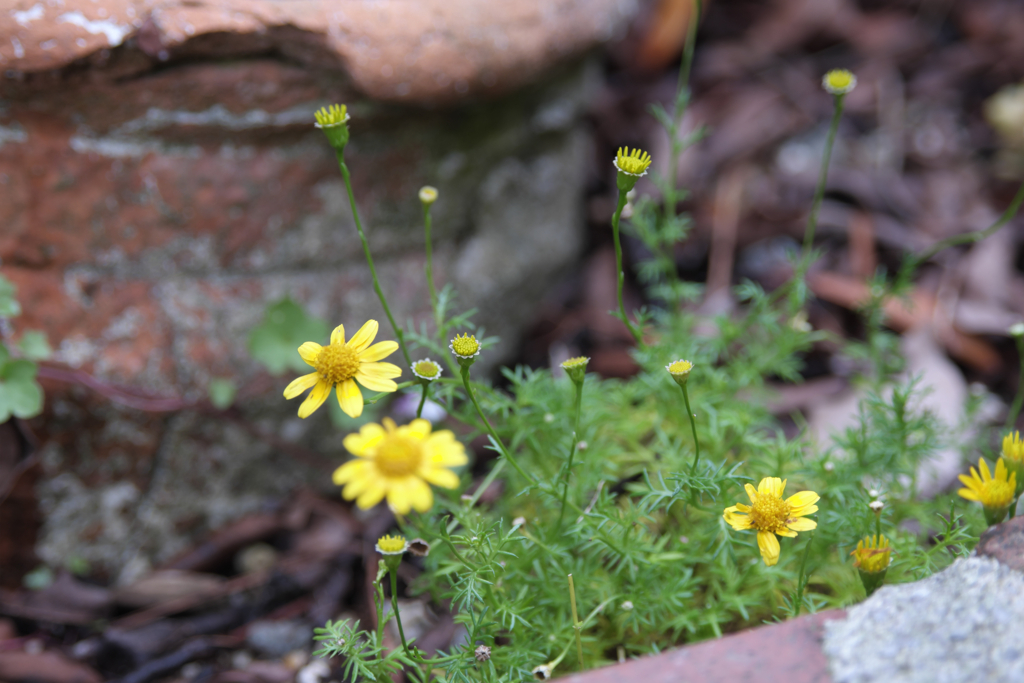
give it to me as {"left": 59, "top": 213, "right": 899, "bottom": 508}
{"left": 823, "top": 557, "right": 1024, "bottom": 683}
{"left": 1, "top": 1, "right": 635, "bottom": 577}
{"left": 1, "top": 0, "right": 637, "bottom": 103}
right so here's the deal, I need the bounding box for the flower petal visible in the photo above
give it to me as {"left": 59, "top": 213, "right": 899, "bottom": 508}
{"left": 384, "top": 477, "right": 429, "bottom": 515}
{"left": 734, "top": 503, "right": 752, "bottom": 513}
{"left": 283, "top": 372, "right": 319, "bottom": 399}
{"left": 354, "top": 481, "right": 386, "bottom": 510}
{"left": 979, "top": 460, "right": 992, "bottom": 482}
{"left": 297, "top": 342, "right": 323, "bottom": 366}
{"left": 421, "top": 467, "right": 460, "bottom": 489}
{"left": 343, "top": 422, "right": 386, "bottom": 456}
{"left": 757, "top": 531, "right": 780, "bottom": 567}
{"left": 425, "top": 432, "right": 469, "bottom": 466}
{"left": 790, "top": 504, "right": 818, "bottom": 517}
{"left": 297, "top": 379, "right": 332, "bottom": 418}
{"left": 338, "top": 378, "right": 364, "bottom": 418}
{"left": 787, "top": 516, "right": 817, "bottom": 532}
{"left": 744, "top": 483, "right": 759, "bottom": 504}
{"left": 347, "top": 320, "right": 379, "bottom": 353}
{"left": 775, "top": 528, "right": 797, "bottom": 538}
{"left": 359, "top": 340, "right": 399, "bottom": 362}
{"left": 332, "top": 459, "right": 369, "bottom": 486}
{"left": 786, "top": 490, "right": 820, "bottom": 509}
{"left": 958, "top": 487, "right": 981, "bottom": 501}
{"left": 405, "top": 419, "right": 432, "bottom": 440}
{"left": 757, "top": 478, "right": 777, "bottom": 496}
{"left": 723, "top": 505, "right": 752, "bottom": 530}
{"left": 331, "top": 324, "right": 346, "bottom": 346}
{"left": 360, "top": 362, "right": 403, "bottom": 379}
{"left": 355, "top": 369, "right": 398, "bottom": 394}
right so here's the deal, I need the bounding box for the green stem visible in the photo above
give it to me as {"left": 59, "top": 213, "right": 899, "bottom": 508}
{"left": 793, "top": 94, "right": 845, "bottom": 302}
{"left": 337, "top": 157, "right": 412, "bottom": 367}
{"left": 1007, "top": 333, "right": 1024, "bottom": 432}
{"left": 416, "top": 382, "right": 430, "bottom": 419}
{"left": 680, "top": 384, "right": 700, "bottom": 473}
{"left": 874, "top": 513, "right": 882, "bottom": 541}
{"left": 791, "top": 532, "right": 815, "bottom": 618}
{"left": 664, "top": 0, "right": 701, "bottom": 225}
{"left": 423, "top": 203, "right": 440, "bottom": 331}
{"left": 611, "top": 190, "right": 643, "bottom": 344}
{"left": 568, "top": 574, "right": 584, "bottom": 670}
{"left": 908, "top": 180, "right": 1024, "bottom": 270}
{"left": 557, "top": 381, "right": 585, "bottom": 529}
{"left": 459, "top": 366, "right": 535, "bottom": 485}
{"left": 389, "top": 569, "right": 410, "bottom": 651}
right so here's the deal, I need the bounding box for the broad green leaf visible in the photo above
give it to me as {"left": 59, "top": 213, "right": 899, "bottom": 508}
{"left": 247, "top": 298, "right": 328, "bottom": 375}
{"left": 17, "top": 331, "right": 52, "bottom": 361}
{"left": 1, "top": 359, "right": 38, "bottom": 382}
{"left": 0, "top": 376, "right": 43, "bottom": 418}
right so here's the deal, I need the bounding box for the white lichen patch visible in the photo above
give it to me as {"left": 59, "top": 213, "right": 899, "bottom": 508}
{"left": 57, "top": 11, "right": 132, "bottom": 47}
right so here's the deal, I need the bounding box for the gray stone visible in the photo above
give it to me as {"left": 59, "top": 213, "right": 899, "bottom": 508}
{"left": 823, "top": 557, "right": 1024, "bottom": 683}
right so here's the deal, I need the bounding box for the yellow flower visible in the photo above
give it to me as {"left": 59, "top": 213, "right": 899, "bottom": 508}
{"left": 283, "top": 320, "right": 401, "bottom": 419}
{"left": 333, "top": 417, "right": 468, "bottom": 514}
{"left": 666, "top": 359, "right": 693, "bottom": 387}
{"left": 958, "top": 458, "right": 1016, "bottom": 525}
{"left": 560, "top": 356, "right": 589, "bottom": 384}
{"left": 411, "top": 358, "right": 442, "bottom": 381}
{"left": 1002, "top": 431, "right": 1024, "bottom": 496}
{"left": 822, "top": 69, "right": 857, "bottom": 95}
{"left": 375, "top": 534, "right": 409, "bottom": 555}
{"left": 614, "top": 147, "right": 652, "bottom": 176}
{"left": 723, "top": 477, "right": 819, "bottom": 567}
{"left": 1003, "top": 431, "right": 1024, "bottom": 463}
{"left": 314, "top": 103, "right": 350, "bottom": 128}
{"left": 450, "top": 333, "right": 481, "bottom": 359}
{"left": 851, "top": 534, "right": 892, "bottom": 574}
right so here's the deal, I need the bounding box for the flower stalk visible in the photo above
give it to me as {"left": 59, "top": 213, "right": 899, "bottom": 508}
{"left": 568, "top": 574, "right": 584, "bottom": 670}
{"left": 557, "top": 357, "right": 589, "bottom": 528}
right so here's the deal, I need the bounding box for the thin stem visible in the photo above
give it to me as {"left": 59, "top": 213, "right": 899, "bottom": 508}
{"left": 611, "top": 190, "right": 643, "bottom": 343}
{"left": 664, "top": 0, "right": 701, "bottom": 225}
{"left": 568, "top": 574, "right": 584, "bottom": 670}
{"left": 791, "top": 532, "right": 815, "bottom": 618}
{"left": 1007, "top": 333, "right": 1024, "bottom": 433}
{"left": 908, "top": 180, "right": 1024, "bottom": 270}
{"left": 389, "top": 569, "right": 410, "bottom": 651}
{"left": 680, "top": 384, "right": 701, "bottom": 473}
{"left": 557, "top": 380, "right": 585, "bottom": 529}
{"left": 792, "top": 94, "right": 846, "bottom": 304}
{"left": 337, "top": 157, "right": 412, "bottom": 367}
{"left": 874, "top": 513, "right": 882, "bottom": 541}
{"left": 460, "top": 366, "right": 535, "bottom": 485}
{"left": 416, "top": 382, "right": 430, "bottom": 419}
{"left": 423, "top": 203, "right": 440, "bottom": 331}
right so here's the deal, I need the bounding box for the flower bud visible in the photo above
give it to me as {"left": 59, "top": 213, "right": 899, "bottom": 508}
{"left": 314, "top": 104, "right": 351, "bottom": 152}
{"left": 666, "top": 359, "right": 694, "bottom": 387}
{"left": 560, "top": 356, "right": 589, "bottom": 385}
{"left": 822, "top": 69, "right": 857, "bottom": 96}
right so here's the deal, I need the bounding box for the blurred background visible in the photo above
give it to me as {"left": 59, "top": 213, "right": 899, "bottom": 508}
{"left": 2, "top": 0, "right": 1024, "bottom": 680}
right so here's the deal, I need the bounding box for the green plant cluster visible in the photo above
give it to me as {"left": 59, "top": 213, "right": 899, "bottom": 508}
{"left": 0, "top": 273, "right": 50, "bottom": 422}
{"left": 298, "top": 52, "right": 1019, "bottom": 683}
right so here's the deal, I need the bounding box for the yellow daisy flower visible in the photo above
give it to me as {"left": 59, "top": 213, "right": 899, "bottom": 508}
{"left": 958, "top": 457, "right": 1017, "bottom": 525}
{"left": 723, "top": 477, "right": 819, "bottom": 567}
{"left": 283, "top": 319, "right": 401, "bottom": 419}
{"left": 375, "top": 534, "right": 409, "bottom": 556}
{"left": 822, "top": 69, "right": 856, "bottom": 95}
{"left": 851, "top": 534, "right": 892, "bottom": 574}
{"left": 333, "top": 417, "right": 468, "bottom": 514}
{"left": 1002, "top": 431, "right": 1024, "bottom": 497}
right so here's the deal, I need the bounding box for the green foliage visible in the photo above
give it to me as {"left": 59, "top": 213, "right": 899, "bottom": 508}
{"left": 248, "top": 298, "right": 329, "bottom": 374}
{"left": 208, "top": 378, "right": 237, "bottom": 409}
{"left": 0, "top": 275, "right": 46, "bottom": 422}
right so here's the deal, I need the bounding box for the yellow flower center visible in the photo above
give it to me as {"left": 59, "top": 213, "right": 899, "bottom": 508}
{"left": 979, "top": 478, "right": 1016, "bottom": 510}
{"left": 1003, "top": 431, "right": 1024, "bottom": 463}
{"left": 414, "top": 360, "right": 441, "bottom": 378}
{"left": 667, "top": 360, "right": 693, "bottom": 375}
{"left": 823, "top": 69, "right": 856, "bottom": 95}
{"left": 376, "top": 534, "right": 407, "bottom": 554}
{"left": 315, "top": 344, "right": 360, "bottom": 384}
{"left": 314, "top": 103, "right": 349, "bottom": 127}
{"left": 750, "top": 494, "right": 791, "bottom": 533}
{"left": 451, "top": 333, "right": 480, "bottom": 357}
{"left": 615, "top": 147, "right": 652, "bottom": 175}
{"left": 561, "top": 356, "right": 589, "bottom": 370}
{"left": 375, "top": 435, "right": 423, "bottom": 477}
